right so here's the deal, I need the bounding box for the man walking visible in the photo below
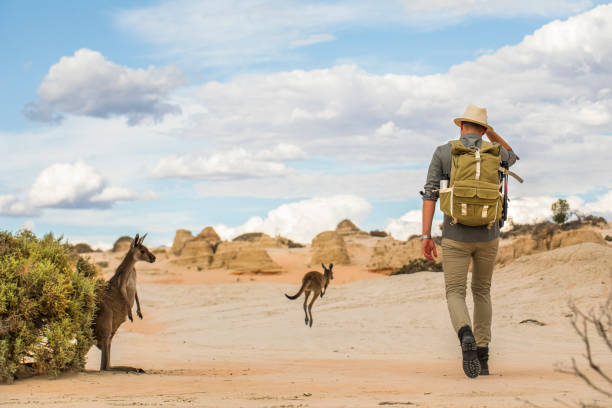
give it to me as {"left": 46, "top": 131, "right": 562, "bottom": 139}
{"left": 421, "top": 104, "right": 518, "bottom": 378}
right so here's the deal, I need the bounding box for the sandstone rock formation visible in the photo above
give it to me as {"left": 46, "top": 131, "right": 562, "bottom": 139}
{"left": 367, "top": 236, "right": 429, "bottom": 271}
{"left": 197, "top": 226, "right": 221, "bottom": 243}
{"left": 336, "top": 219, "right": 369, "bottom": 237}
{"left": 210, "top": 242, "right": 283, "bottom": 273}
{"left": 309, "top": 231, "right": 350, "bottom": 265}
{"left": 171, "top": 229, "right": 195, "bottom": 256}
{"left": 550, "top": 229, "right": 606, "bottom": 249}
{"left": 497, "top": 227, "right": 607, "bottom": 266}
{"left": 233, "top": 232, "right": 283, "bottom": 248}
{"left": 112, "top": 236, "right": 133, "bottom": 253}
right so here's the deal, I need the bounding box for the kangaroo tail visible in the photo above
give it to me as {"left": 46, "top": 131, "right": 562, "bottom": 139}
{"left": 285, "top": 281, "right": 306, "bottom": 300}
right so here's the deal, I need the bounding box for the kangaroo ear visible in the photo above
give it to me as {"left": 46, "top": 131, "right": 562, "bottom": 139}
{"left": 140, "top": 233, "right": 148, "bottom": 245}
{"left": 321, "top": 263, "right": 326, "bottom": 270}
{"left": 329, "top": 263, "right": 333, "bottom": 269}
{"left": 132, "top": 234, "right": 139, "bottom": 248}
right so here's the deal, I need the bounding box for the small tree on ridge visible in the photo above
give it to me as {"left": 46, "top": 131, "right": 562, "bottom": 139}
{"left": 552, "top": 198, "right": 570, "bottom": 225}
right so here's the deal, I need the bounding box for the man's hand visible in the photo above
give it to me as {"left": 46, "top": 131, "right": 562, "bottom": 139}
{"left": 422, "top": 238, "right": 438, "bottom": 262}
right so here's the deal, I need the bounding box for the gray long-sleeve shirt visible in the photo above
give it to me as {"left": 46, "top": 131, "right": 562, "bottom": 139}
{"left": 423, "top": 133, "right": 518, "bottom": 242}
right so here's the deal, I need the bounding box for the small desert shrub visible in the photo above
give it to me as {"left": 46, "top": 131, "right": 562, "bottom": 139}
{"left": 95, "top": 261, "right": 109, "bottom": 268}
{"left": 369, "top": 230, "right": 388, "bottom": 238}
{"left": 390, "top": 259, "right": 443, "bottom": 276}
{"left": 0, "top": 231, "right": 101, "bottom": 383}
{"left": 233, "top": 232, "right": 264, "bottom": 242}
{"left": 552, "top": 198, "right": 570, "bottom": 225}
{"left": 284, "top": 238, "right": 305, "bottom": 249}
{"left": 606, "top": 235, "right": 612, "bottom": 242}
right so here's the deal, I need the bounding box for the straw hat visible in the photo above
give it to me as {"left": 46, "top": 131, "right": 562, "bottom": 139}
{"left": 453, "top": 104, "right": 491, "bottom": 131}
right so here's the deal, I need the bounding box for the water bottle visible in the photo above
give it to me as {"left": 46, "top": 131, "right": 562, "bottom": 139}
{"left": 440, "top": 173, "right": 450, "bottom": 190}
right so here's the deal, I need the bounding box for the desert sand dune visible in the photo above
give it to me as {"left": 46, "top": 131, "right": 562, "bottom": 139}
{"left": 2, "top": 242, "right": 610, "bottom": 407}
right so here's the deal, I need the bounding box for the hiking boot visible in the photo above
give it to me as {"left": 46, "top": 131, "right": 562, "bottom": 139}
{"left": 458, "top": 326, "right": 481, "bottom": 378}
{"left": 477, "top": 346, "right": 489, "bottom": 375}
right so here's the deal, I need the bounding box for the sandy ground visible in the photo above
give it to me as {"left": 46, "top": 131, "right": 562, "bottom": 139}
{"left": 2, "top": 242, "right": 611, "bottom": 407}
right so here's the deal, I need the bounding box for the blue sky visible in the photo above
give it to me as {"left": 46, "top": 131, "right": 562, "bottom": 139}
{"left": 1, "top": 0, "right": 611, "bottom": 248}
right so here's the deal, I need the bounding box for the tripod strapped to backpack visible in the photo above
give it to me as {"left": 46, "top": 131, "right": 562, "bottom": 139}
{"left": 498, "top": 161, "right": 524, "bottom": 228}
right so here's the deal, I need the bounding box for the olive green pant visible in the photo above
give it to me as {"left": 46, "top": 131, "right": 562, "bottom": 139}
{"left": 441, "top": 237, "right": 499, "bottom": 347}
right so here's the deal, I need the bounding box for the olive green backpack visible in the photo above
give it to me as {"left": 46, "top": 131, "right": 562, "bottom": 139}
{"left": 439, "top": 140, "right": 503, "bottom": 228}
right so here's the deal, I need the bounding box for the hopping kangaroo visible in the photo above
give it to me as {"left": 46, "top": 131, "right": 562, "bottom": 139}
{"left": 94, "top": 233, "right": 155, "bottom": 371}
{"left": 285, "top": 264, "right": 334, "bottom": 327}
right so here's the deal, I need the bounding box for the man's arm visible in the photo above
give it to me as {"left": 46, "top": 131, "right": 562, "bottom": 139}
{"left": 485, "top": 128, "right": 511, "bottom": 151}
{"left": 421, "top": 147, "right": 443, "bottom": 262}
{"left": 422, "top": 200, "right": 438, "bottom": 262}
{"left": 486, "top": 128, "right": 518, "bottom": 166}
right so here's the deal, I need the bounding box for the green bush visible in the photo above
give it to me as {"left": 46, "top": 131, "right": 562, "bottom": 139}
{"left": 390, "top": 258, "right": 443, "bottom": 276}
{"left": 0, "top": 230, "right": 101, "bottom": 383}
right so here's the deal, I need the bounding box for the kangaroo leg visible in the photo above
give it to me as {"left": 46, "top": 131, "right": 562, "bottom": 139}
{"left": 303, "top": 291, "right": 311, "bottom": 325}
{"left": 135, "top": 291, "right": 143, "bottom": 319}
{"left": 308, "top": 292, "right": 318, "bottom": 327}
{"left": 100, "top": 337, "right": 111, "bottom": 371}
{"left": 121, "top": 286, "right": 133, "bottom": 322}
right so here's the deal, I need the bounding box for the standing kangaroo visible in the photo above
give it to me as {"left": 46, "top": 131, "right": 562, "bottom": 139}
{"left": 285, "top": 264, "right": 334, "bottom": 327}
{"left": 94, "top": 233, "right": 155, "bottom": 371}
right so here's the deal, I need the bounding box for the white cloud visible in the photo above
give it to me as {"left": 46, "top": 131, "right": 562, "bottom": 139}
{"left": 582, "top": 190, "right": 612, "bottom": 215}
{"left": 24, "top": 49, "right": 185, "bottom": 125}
{"left": 290, "top": 34, "right": 336, "bottom": 48}
{"left": 385, "top": 210, "right": 423, "bottom": 241}
{"left": 214, "top": 195, "right": 372, "bottom": 243}
{"left": 506, "top": 195, "right": 582, "bottom": 224}
{"left": 20, "top": 220, "right": 35, "bottom": 231}
{"left": 170, "top": 4, "right": 612, "bottom": 199}
{"left": 29, "top": 161, "right": 138, "bottom": 209}
{"left": 150, "top": 144, "right": 306, "bottom": 180}
{"left": 116, "top": 0, "right": 592, "bottom": 67}
{"left": 398, "top": 0, "right": 593, "bottom": 19}
{"left": 0, "top": 195, "right": 36, "bottom": 217}
{"left": 91, "top": 187, "right": 139, "bottom": 203}
{"left": 194, "top": 168, "right": 424, "bottom": 200}
{"left": 490, "top": 190, "right": 612, "bottom": 225}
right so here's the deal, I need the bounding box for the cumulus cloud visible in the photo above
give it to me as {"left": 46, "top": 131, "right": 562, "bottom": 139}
{"left": 117, "top": 0, "right": 592, "bottom": 67}
{"left": 29, "top": 161, "right": 138, "bottom": 209}
{"left": 505, "top": 190, "right": 612, "bottom": 225}
{"left": 173, "top": 4, "right": 612, "bottom": 199}
{"left": 24, "top": 49, "right": 185, "bottom": 125}
{"left": 0, "top": 195, "right": 36, "bottom": 217}
{"left": 214, "top": 195, "right": 372, "bottom": 243}
{"left": 194, "top": 168, "right": 423, "bottom": 200}
{"left": 151, "top": 144, "right": 307, "bottom": 180}
{"left": 385, "top": 210, "right": 424, "bottom": 241}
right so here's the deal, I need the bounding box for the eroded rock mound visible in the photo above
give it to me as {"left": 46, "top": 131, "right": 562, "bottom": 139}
{"left": 497, "top": 228, "right": 607, "bottom": 266}
{"left": 310, "top": 231, "right": 350, "bottom": 265}
{"left": 336, "top": 219, "right": 369, "bottom": 237}
{"left": 550, "top": 229, "right": 605, "bottom": 249}
{"left": 233, "top": 232, "right": 284, "bottom": 248}
{"left": 72, "top": 242, "right": 94, "bottom": 254}
{"left": 197, "top": 226, "right": 221, "bottom": 242}
{"left": 171, "top": 229, "right": 195, "bottom": 256}
{"left": 210, "top": 242, "right": 283, "bottom": 274}
{"left": 112, "top": 236, "right": 133, "bottom": 253}
{"left": 367, "top": 236, "right": 428, "bottom": 272}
